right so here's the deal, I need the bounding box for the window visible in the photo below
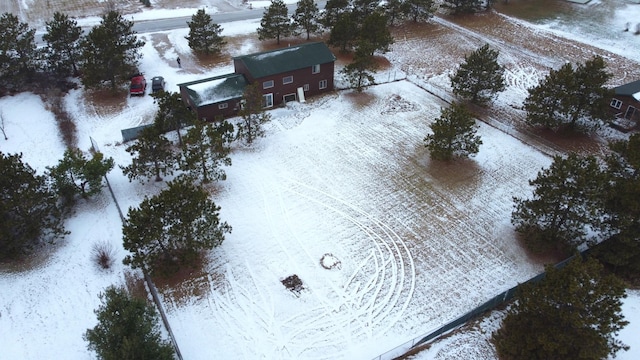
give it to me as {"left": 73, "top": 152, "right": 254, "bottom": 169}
{"left": 283, "top": 75, "right": 293, "bottom": 85}
{"left": 610, "top": 99, "right": 623, "bottom": 109}
{"left": 319, "top": 79, "right": 327, "bottom": 90}
{"left": 303, "top": 84, "right": 309, "bottom": 91}
{"left": 312, "top": 64, "right": 320, "bottom": 74}
{"left": 218, "top": 103, "right": 228, "bottom": 109}
{"left": 263, "top": 80, "right": 274, "bottom": 89}
{"left": 263, "top": 93, "right": 273, "bottom": 108}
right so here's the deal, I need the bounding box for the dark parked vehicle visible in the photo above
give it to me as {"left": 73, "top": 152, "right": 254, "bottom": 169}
{"left": 151, "top": 76, "right": 165, "bottom": 93}
{"left": 130, "top": 74, "right": 146, "bottom": 96}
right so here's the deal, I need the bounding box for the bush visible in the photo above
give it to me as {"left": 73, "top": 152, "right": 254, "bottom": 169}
{"left": 92, "top": 241, "right": 116, "bottom": 270}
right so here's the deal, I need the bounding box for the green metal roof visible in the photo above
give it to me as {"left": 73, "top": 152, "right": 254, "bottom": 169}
{"left": 614, "top": 79, "right": 640, "bottom": 97}
{"left": 178, "top": 73, "right": 247, "bottom": 106}
{"left": 234, "top": 42, "right": 336, "bottom": 79}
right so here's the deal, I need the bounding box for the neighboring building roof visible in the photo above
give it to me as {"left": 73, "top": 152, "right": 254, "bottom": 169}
{"left": 614, "top": 79, "right": 640, "bottom": 101}
{"left": 234, "top": 42, "right": 337, "bottom": 79}
{"left": 178, "top": 73, "right": 247, "bottom": 107}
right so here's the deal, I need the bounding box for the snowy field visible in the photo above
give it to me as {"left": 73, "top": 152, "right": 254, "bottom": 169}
{"left": 1, "top": 1, "right": 640, "bottom": 359}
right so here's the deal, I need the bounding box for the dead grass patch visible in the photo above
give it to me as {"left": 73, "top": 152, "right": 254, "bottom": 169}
{"left": 84, "top": 89, "right": 128, "bottom": 116}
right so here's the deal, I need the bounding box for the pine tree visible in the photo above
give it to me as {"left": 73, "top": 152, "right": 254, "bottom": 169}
{"left": 84, "top": 286, "right": 175, "bottom": 360}
{"left": 0, "top": 152, "right": 67, "bottom": 260}
{"left": 359, "top": 12, "right": 394, "bottom": 56}
{"left": 185, "top": 9, "right": 226, "bottom": 55}
{"left": 47, "top": 148, "right": 115, "bottom": 204}
{"left": 524, "top": 56, "right": 612, "bottom": 133}
{"left": 79, "top": 11, "right": 145, "bottom": 91}
{"left": 121, "top": 126, "right": 178, "bottom": 183}
{"left": 341, "top": 41, "right": 377, "bottom": 92}
{"left": 352, "top": 0, "right": 381, "bottom": 23}
{"left": 402, "top": 0, "right": 437, "bottom": 23}
{"left": 152, "top": 91, "right": 196, "bottom": 147}
{"left": 424, "top": 102, "right": 482, "bottom": 161}
{"left": 257, "top": 0, "right": 293, "bottom": 45}
{"left": 122, "top": 177, "right": 231, "bottom": 276}
{"left": 592, "top": 134, "right": 640, "bottom": 278}
{"left": 293, "top": 0, "right": 320, "bottom": 40}
{"left": 320, "top": 0, "right": 350, "bottom": 29}
{"left": 0, "top": 13, "right": 38, "bottom": 88}
{"left": 441, "top": 0, "right": 483, "bottom": 14}
{"left": 328, "top": 12, "right": 358, "bottom": 53}
{"left": 384, "top": 0, "right": 405, "bottom": 26}
{"left": 450, "top": 43, "right": 505, "bottom": 105}
{"left": 493, "top": 256, "right": 628, "bottom": 360}
{"left": 42, "top": 12, "right": 82, "bottom": 78}
{"left": 237, "top": 83, "right": 271, "bottom": 145}
{"left": 181, "top": 119, "right": 233, "bottom": 183}
{"left": 511, "top": 154, "right": 607, "bottom": 255}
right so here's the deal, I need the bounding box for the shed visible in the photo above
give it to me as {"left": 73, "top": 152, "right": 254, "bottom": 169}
{"left": 178, "top": 73, "right": 248, "bottom": 121}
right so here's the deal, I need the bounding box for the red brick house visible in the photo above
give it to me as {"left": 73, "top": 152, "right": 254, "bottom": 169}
{"left": 178, "top": 42, "right": 336, "bottom": 120}
{"left": 610, "top": 79, "right": 640, "bottom": 131}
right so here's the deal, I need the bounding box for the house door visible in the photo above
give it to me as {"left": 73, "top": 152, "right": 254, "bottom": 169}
{"left": 283, "top": 93, "right": 296, "bottom": 103}
{"left": 624, "top": 106, "right": 637, "bottom": 120}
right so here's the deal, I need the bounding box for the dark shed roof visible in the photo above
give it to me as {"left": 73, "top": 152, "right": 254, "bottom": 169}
{"left": 234, "top": 42, "right": 336, "bottom": 79}
{"left": 614, "top": 79, "right": 640, "bottom": 97}
{"left": 178, "top": 73, "right": 247, "bottom": 106}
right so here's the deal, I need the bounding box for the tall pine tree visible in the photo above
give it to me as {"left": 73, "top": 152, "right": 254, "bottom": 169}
{"left": 341, "top": 41, "right": 377, "bottom": 92}
{"left": 186, "top": 9, "right": 226, "bottom": 55}
{"left": 493, "top": 256, "right": 628, "bottom": 360}
{"left": 450, "top": 43, "right": 505, "bottom": 105}
{"left": 181, "top": 119, "right": 233, "bottom": 183}
{"left": 257, "top": 0, "right": 293, "bottom": 45}
{"left": 424, "top": 102, "right": 482, "bottom": 161}
{"left": 402, "top": 0, "right": 437, "bottom": 23}
{"left": 0, "top": 13, "right": 38, "bottom": 88}
{"left": 237, "top": 83, "right": 271, "bottom": 145}
{"left": 42, "top": 12, "right": 82, "bottom": 78}
{"left": 121, "top": 125, "right": 178, "bottom": 183}
{"left": 293, "top": 0, "right": 320, "bottom": 40}
{"left": 122, "top": 177, "right": 231, "bottom": 276}
{"left": 79, "top": 11, "right": 145, "bottom": 91}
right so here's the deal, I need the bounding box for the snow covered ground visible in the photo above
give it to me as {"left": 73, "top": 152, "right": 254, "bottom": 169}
{"left": 1, "top": 1, "right": 639, "bottom": 360}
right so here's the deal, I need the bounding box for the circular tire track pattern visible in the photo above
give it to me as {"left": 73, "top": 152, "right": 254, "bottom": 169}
{"left": 210, "top": 174, "right": 416, "bottom": 359}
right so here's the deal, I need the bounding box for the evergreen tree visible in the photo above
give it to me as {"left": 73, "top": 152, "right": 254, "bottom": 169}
{"left": 402, "top": 0, "right": 437, "bottom": 23}
{"left": 79, "top": 11, "right": 145, "bottom": 91}
{"left": 293, "top": 0, "right": 320, "bottom": 40}
{"left": 0, "top": 152, "right": 67, "bottom": 260}
{"left": 84, "top": 286, "right": 175, "bottom": 360}
{"left": 593, "top": 134, "right": 640, "bottom": 278}
{"left": 493, "top": 256, "right": 628, "bottom": 360}
{"left": 181, "top": 119, "right": 233, "bottom": 183}
{"left": 320, "top": 0, "right": 350, "bottom": 29}
{"left": 384, "top": 0, "right": 406, "bottom": 26}
{"left": 152, "top": 91, "right": 196, "bottom": 147}
{"left": 424, "top": 102, "right": 482, "bottom": 161}
{"left": 328, "top": 12, "right": 358, "bottom": 53}
{"left": 257, "top": 0, "right": 294, "bottom": 45}
{"left": 120, "top": 126, "right": 178, "bottom": 183}
{"left": 359, "top": 12, "right": 394, "bottom": 56}
{"left": 441, "top": 0, "right": 484, "bottom": 14}
{"left": 237, "top": 83, "right": 271, "bottom": 145}
{"left": 122, "top": 177, "right": 231, "bottom": 276}
{"left": 524, "top": 56, "right": 612, "bottom": 133}
{"left": 511, "top": 154, "right": 607, "bottom": 254}
{"left": 0, "top": 13, "right": 38, "bottom": 88}
{"left": 450, "top": 43, "right": 505, "bottom": 105}
{"left": 47, "top": 148, "right": 115, "bottom": 204}
{"left": 185, "top": 9, "right": 226, "bottom": 55}
{"left": 341, "top": 41, "right": 377, "bottom": 92}
{"left": 42, "top": 12, "right": 82, "bottom": 78}
{"left": 352, "top": 0, "right": 381, "bottom": 23}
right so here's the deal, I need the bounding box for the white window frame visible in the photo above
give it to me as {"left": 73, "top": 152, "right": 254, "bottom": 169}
{"left": 263, "top": 80, "right": 274, "bottom": 89}
{"left": 312, "top": 64, "right": 320, "bottom": 74}
{"left": 218, "top": 103, "right": 228, "bottom": 109}
{"left": 303, "top": 84, "right": 309, "bottom": 91}
{"left": 319, "top": 79, "right": 327, "bottom": 90}
{"left": 610, "top": 99, "right": 623, "bottom": 109}
{"left": 283, "top": 75, "right": 294, "bottom": 85}
{"left": 263, "top": 93, "right": 274, "bottom": 108}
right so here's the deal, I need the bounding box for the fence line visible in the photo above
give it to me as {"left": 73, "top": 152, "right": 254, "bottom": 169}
{"left": 93, "top": 136, "right": 183, "bottom": 360}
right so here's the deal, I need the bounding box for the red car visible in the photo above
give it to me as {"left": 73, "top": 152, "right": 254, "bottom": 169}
{"left": 129, "top": 74, "right": 146, "bottom": 96}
